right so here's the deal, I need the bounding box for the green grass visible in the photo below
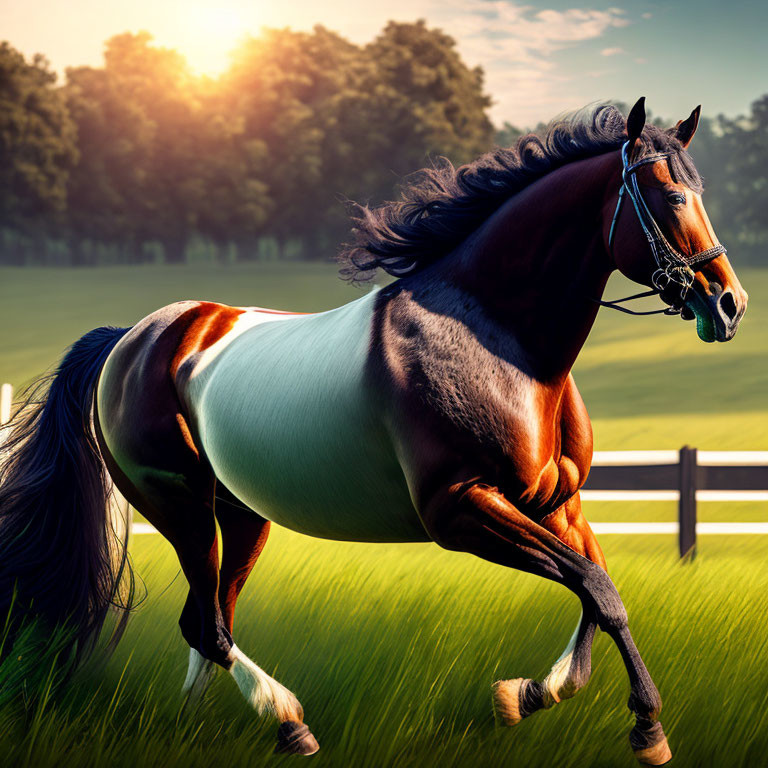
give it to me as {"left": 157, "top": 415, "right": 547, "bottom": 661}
{"left": 0, "top": 262, "right": 766, "bottom": 766}
{"left": 1, "top": 533, "right": 767, "bottom": 767}
{"left": 1, "top": 261, "right": 765, "bottom": 449}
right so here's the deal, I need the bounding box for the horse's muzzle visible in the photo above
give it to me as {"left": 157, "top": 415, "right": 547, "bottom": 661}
{"left": 685, "top": 279, "right": 747, "bottom": 342}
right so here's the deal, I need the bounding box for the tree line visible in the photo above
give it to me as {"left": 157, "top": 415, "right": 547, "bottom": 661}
{"left": 1, "top": 24, "right": 765, "bottom": 266}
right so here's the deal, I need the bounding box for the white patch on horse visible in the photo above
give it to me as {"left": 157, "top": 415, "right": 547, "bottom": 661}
{"left": 185, "top": 291, "right": 427, "bottom": 543}
{"left": 182, "top": 647, "right": 218, "bottom": 702}
{"left": 194, "top": 308, "right": 301, "bottom": 374}
{"left": 228, "top": 644, "right": 303, "bottom": 722}
{"left": 542, "top": 614, "right": 581, "bottom": 705}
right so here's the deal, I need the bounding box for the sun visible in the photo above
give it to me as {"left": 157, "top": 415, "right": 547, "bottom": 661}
{"left": 174, "top": 5, "right": 248, "bottom": 76}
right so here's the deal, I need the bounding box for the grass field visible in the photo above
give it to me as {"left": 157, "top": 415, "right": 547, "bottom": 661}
{"left": 0, "top": 262, "right": 766, "bottom": 767}
{"left": 1, "top": 262, "right": 765, "bottom": 449}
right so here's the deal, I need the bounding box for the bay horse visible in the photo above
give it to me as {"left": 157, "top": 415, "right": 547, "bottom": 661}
{"left": 0, "top": 99, "right": 747, "bottom": 764}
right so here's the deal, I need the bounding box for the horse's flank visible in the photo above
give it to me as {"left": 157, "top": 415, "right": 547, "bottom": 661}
{"left": 179, "top": 292, "right": 426, "bottom": 542}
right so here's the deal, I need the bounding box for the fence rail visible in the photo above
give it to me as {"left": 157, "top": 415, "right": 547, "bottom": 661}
{"left": 1, "top": 384, "right": 766, "bottom": 557}
{"left": 585, "top": 447, "right": 768, "bottom": 557}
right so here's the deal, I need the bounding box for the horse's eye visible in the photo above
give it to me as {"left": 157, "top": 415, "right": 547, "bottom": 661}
{"left": 667, "top": 192, "right": 686, "bottom": 206}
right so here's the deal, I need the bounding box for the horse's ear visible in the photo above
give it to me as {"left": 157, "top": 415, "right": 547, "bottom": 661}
{"left": 675, "top": 105, "right": 701, "bottom": 149}
{"left": 626, "top": 97, "right": 646, "bottom": 157}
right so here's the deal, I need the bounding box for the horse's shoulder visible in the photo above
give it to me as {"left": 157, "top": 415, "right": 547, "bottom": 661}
{"left": 372, "top": 279, "right": 535, "bottom": 414}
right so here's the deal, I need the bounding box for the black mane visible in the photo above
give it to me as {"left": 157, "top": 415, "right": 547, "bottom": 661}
{"left": 339, "top": 104, "right": 703, "bottom": 282}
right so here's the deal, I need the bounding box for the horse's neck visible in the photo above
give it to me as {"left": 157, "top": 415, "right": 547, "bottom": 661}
{"left": 448, "top": 152, "right": 619, "bottom": 384}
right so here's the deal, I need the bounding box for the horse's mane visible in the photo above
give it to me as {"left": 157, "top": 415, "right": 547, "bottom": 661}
{"left": 339, "top": 104, "right": 703, "bottom": 282}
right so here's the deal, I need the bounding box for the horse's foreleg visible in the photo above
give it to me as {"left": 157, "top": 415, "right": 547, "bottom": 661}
{"left": 493, "top": 606, "right": 597, "bottom": 724}
{"left": 423, "top": 482, "right": 671, "bottom": 766}
{"left": 494, "top": 495, "right": 604, "bottom": 722}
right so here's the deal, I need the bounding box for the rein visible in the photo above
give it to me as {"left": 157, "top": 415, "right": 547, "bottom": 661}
{"left": 595, "top": 141, "right": 726, "bottom": 316}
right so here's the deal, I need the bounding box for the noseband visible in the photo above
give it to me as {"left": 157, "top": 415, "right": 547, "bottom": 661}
{"left": 595, "top": 141, "right": 726, "bottom": 316}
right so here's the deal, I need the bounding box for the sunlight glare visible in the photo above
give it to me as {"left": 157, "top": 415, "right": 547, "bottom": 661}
{"left": 175, "top": 5, "right": 247, "bottom": 76}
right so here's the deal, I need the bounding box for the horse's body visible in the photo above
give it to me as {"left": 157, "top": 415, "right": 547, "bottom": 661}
{"left": 99, "top": 294, "right": 427, "bottom": 543}
{"left": 0, "top": 101, "right": 748, "bottom": 764}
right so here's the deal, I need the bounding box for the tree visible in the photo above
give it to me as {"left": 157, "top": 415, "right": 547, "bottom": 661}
{"left": 0, "top": 42, "right": 77, "bottom": 262}
{"left": 101, "top": 32, "right": 201, "bottom": 264}
{"left": 361, "top": 20, "right": 494, "bottom": 195}
{"left": 64, "top": 63, "right": 154, "bottom": 263}
{"left": 193, "top": 79, "right": 271, "bottom": 262}
{"left": 223, "top": 22, "right": 495, "bottom": 259}
{"left": 713, "top": 97, "right": 768, "bottom": 257}
{"left": 495, "top": 121, "right": 524, "bottom": 148}
{"left": 224, "top": 27, "right": 358, "bottom": 258}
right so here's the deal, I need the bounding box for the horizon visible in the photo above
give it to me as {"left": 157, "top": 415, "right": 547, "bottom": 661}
{"left": 2, "top": 0, "right": 764, "bottom": 129}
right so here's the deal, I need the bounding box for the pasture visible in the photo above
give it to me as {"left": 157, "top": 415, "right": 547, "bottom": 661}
{"left": 0, "top": 263, "right": 766, "bottom": 767}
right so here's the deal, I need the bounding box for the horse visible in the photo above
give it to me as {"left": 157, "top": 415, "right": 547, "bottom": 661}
{"left": 0, "top": 98, "right": 748, "bottom": 764}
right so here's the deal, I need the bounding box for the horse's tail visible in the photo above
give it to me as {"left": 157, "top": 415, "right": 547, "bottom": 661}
{"left": 0, "top": 326, "right": 135, "bottom": 676}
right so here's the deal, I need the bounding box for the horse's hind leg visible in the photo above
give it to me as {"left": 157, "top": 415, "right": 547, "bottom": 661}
{"left": 212, "top": 487, "right": 319, "bottom": 755}
{"left": 128, "top": 481, "right": 317, "bottom": 754}
{"left": 173, "top": 497, "right": 227, "bottom": 702}
{"left": 98, "top": 436, "right": 316, "bottom": 754}
{"left": 94, "top": 301, "right": 317, "bottom": 754}
{"left": 180, "top": 484, "right": 268, "bottom": 704}
{"left": 214, "top": 484, "right": 271, "bottom": 635}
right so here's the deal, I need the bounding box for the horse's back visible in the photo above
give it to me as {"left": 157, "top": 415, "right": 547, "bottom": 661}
{"left": 184, "top": 292, "right": 427, "bottom": 542}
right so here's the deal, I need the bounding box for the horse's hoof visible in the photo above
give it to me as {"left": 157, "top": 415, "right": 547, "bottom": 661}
{"left": 633, "top": 735, "right": 672, "bottom": 765}
{"left": 492, "top": 678, "right": 526, "bottom": 726}
{"left": 274, "top": 720, "right": 320, "bottom": 756}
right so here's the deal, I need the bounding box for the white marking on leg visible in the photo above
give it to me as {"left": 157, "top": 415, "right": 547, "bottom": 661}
{"left": 182, "top": 648, "right": 218, "bottom": 701}
{"left": 227, "top": 644, "right": 303, "bottom": 722}
{"left": 542, "top": 614, "right": 581, "bottom": 705}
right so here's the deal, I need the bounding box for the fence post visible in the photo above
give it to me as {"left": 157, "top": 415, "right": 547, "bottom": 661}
{"left": 679, "top": 446, "right": 697, "bottom": 559}
{"left": 0, "top": 383, "right": 11, "bottom": 425}
{"left": 0, "top": 383, "right": 12, "bottom": 447}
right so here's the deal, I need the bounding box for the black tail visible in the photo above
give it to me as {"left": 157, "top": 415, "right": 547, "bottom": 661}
{"left": 0, "top": 326, "right": 135, "bottom": 673}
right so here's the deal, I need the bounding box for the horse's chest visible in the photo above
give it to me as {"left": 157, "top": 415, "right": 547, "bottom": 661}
{"left": 498, "top": 375, "right": 593, "bottom": 512}
{"left": 408, "top": 346, "right": 591, "bottom": 511}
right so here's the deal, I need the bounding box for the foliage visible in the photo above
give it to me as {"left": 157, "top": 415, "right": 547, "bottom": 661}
{"left": 0, "top": 43, "right": 77, "bottom": 262}
{"left": 0, "top": 29, "right": 767, "bottom": 266}
{"left": 0, "top": 24, "right": 494, "bottom": 265}
{"left": 690, "top": 96, "right": 768, "bottom": 258}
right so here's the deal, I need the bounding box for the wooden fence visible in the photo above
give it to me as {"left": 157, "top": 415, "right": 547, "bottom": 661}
{"left": 585, "top": 449, "right": 768, "bottom": 557}
{"left": 1, "top": 384, "right": 766, "bottom": 557}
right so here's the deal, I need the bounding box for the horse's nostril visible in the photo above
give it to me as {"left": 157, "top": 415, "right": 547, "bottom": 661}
{"left": 719, "top": 291, "right": 738, "bottom": 322}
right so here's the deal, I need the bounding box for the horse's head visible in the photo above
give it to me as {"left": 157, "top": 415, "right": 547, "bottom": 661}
{"left": 609, "top": 98, "right": 747, "bottom": 342}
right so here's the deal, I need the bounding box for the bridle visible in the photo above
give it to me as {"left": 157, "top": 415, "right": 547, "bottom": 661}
{"left": 595, "top": 140, "right": 726, "bottom": 316}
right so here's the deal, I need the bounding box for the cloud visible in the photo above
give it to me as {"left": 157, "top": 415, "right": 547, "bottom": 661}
{"left": 430, "top": 1, "right": 631, "bottom": 126}
{"left": 447, "top": 3, "right": 629, "bottom": 62}
{"left": 600, "top": 47, "right": 624, "bottom": 56}
{"left": 642, "top": 12, "right": 653, "bottom": 19}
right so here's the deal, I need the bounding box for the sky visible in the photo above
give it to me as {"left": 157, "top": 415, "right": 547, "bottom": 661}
{"left": 3, "top": 0, "right": 766, "bottom": 128}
